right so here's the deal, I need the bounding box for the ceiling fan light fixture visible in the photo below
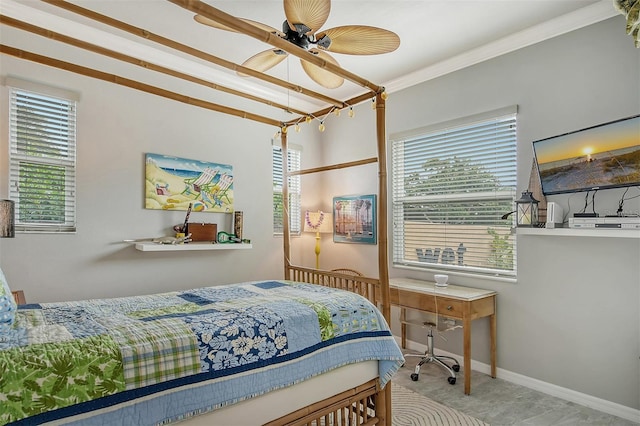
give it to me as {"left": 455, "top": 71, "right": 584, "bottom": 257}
{"left": 316, "top": 34, "right": 331, "bottom": 49}
{"left": 200, "top": 0, "right": 399, "bottom": 88}
{"left": 293, "top": 23, "right": 312, "bottom": 35}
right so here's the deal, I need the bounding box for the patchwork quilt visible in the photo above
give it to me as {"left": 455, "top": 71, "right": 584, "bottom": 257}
{"left": 0, "top": 280, "right": 404, "bottom": 425}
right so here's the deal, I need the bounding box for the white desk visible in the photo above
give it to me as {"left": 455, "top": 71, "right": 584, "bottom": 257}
{"left": 389, "top": 278, "right": 497, "bottom": 395}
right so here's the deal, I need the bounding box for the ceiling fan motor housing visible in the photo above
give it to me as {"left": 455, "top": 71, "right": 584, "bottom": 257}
{"left": 282, "top": 21, "right": 323, "bottom": 50}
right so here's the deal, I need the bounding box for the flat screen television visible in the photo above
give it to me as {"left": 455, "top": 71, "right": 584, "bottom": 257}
{"left": 533, "top": 114, "right": 640, "bottom": 195}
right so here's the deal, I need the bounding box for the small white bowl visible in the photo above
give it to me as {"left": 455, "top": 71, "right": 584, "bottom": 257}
{"left": 434, "top": 274, "right": 449, "bottom": 287}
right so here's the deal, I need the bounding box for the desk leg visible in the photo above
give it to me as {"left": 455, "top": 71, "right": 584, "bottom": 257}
{"left": 490, "top": 312, "right": 497, "bottom": 378}
{"left": 400, "top": 308, "right": 407, "bottom": 349}
{"left": 463, "top": 316, "right": 472, "bottom": 395}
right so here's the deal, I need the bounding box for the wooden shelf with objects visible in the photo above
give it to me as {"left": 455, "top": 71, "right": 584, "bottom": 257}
{"left": 134, "top": 242, "right": 252, "bottom": 252}
{"left": 517, "top": 228, "right": 639, "bottom": 238}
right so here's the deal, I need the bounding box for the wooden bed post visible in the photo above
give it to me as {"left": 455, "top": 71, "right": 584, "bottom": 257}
{"left": 281, "top": 127, "right": 292, "bottom": 281}
{"left": 376, "top": 91, "right": 390, "bottom": 325}
{"left": 376, "top": 91, "right": 392, "bottom": 426}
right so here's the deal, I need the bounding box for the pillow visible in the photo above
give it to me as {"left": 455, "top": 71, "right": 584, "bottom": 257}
{"left": 0, "top": 267, "right": 17, "bottom": 331}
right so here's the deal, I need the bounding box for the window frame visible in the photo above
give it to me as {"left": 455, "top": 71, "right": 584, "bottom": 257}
{"left": 390, "top": 106, "right": 518, "bottom": 280}
{"left": 272, "top": 142, "right": 301, "bottom": 236}
{"left": 7, "top": 79, "right": 78, "bottom": 233}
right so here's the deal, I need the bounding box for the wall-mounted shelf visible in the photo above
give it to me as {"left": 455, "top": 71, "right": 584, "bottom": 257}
{"left": 134, "top": 242, "right": 252, "bottom": 252}
{"left": 517, "top": 228, "right": 639, "bottom": 239}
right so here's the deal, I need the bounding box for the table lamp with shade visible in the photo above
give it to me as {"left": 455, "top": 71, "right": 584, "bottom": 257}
{"left": 303, "top": 210, "right": 333, "bottom": 269}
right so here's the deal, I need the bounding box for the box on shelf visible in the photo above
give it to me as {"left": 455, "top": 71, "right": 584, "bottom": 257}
{"left": 186, "top": 223, "right": 217, "bottom": 242}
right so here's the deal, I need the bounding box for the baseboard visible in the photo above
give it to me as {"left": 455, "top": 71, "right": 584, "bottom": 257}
{"left": 398, "top": 337, "right": 640, "bottom": 423}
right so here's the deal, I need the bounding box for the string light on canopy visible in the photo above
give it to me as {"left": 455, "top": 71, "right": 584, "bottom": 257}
{"left": 303, "top": 210, "right": 333, "bottom": 269}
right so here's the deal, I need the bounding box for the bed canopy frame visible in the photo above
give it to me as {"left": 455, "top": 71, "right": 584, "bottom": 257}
{"left": 1, "top": 1, "right": 392, "bottom": 423}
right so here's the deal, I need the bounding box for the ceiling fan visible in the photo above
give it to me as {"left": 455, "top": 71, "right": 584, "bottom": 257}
{"left": 194, "top": 0, "right": 400, "bottom": 89}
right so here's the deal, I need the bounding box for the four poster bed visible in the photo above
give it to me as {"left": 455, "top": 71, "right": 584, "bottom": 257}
{"left": 0, "top": 1, "right": 400, "bottom": 425}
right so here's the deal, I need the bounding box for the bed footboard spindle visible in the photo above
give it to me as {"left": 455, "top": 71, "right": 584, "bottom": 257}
{"left": 264, "top": 378, "right": 381, "bottom": 425}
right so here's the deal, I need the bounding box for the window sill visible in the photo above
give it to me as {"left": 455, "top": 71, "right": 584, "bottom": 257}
{"left": 392, "top": 263, "right": 517, "bottom": 284}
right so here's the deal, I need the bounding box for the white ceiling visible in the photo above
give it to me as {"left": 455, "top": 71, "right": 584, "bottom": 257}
{"left": 0, "top": 0, "right": 619, "bottom": 119}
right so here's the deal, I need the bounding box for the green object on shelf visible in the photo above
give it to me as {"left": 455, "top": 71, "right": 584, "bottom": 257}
{"left": 217, "top": 231, "right": 241, "bottom": 243}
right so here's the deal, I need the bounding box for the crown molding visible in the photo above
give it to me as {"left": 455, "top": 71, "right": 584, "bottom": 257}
{"left": 384, "top": 0, "right": 619, "bottom": 94}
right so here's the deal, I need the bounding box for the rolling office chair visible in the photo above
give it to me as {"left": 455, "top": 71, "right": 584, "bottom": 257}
{"left": 405, "top": 321, "right": 460, "bottom": 385}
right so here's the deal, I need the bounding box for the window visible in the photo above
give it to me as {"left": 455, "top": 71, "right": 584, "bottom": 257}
{"left": 273, "top": 144, "right": 301, "bottom": 235}
{"left": 8, "top": 84, "right": 77, "bottom": 233}
{"left": 391, "top": 106, "right": 517, "bottom": 278}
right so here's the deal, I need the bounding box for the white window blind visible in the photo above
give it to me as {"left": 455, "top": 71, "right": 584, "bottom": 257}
{"left": 8, "top": 87, "right": 77, "bottom": 233}
{"left": 273, "top": 144, "right": 301, "bottom": 235}
{"left": 391, "top": 107, "right": 517, "bottom": 278}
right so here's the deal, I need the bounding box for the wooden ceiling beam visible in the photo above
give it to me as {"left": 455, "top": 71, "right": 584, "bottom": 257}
{"left": 168, "top": 0, "right": 384, "bottom": 95}
{"left": 290, "top": 157, "right": 378, "bottom": 177}
{"left": 0, "top": 44, "right": 281, "bottom": 127}
{"left": 41, "top": 0, "right": 345, "bottom": 108}
{"left": 0, "top": 15, "right": 308, "bottom": 116}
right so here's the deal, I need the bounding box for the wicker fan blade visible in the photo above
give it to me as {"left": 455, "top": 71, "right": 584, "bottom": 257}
{"left": 300, "top": 49, "right": 344, "bottom": 89}
{"left": 284, "top": 0, "right": 330, "bottom": 34}
{"left": 317, "top": 25, "right": 400, "bottom": 55}
{"left": 194, "top": 15, "right": 284, "bottom": 37}
{"left": 238, "top": 49, "right": 288, "bottom": 76}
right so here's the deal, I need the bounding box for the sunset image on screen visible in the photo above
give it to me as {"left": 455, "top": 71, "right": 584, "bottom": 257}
{"left": 533, "top": 116, "right": 640, "bottom": 195}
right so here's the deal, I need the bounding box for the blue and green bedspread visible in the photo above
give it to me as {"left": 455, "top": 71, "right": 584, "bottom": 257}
{"left": 0, "top": 280, "right": 404, "bottom": 425}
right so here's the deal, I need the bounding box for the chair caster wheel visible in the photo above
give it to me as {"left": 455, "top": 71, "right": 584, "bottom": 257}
{"left": 448, "top": 377, "right": 456, "bottom": 385}
{"left": 452, "top": 365, "right": 460, "bottom": 372}
{"left": 410, "top": 373, "right": 419, "bottom": 381}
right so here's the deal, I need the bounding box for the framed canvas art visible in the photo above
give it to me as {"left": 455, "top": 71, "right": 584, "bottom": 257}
{"left": 145, "top": 153, "right": 234, "bottom": 213}
{"left": 333, "top": 194, "right": 376, "bottom": 244}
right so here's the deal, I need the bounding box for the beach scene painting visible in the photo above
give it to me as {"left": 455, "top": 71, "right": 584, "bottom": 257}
{"left": 145, "top": 153, "right": 234, "bottom": 212}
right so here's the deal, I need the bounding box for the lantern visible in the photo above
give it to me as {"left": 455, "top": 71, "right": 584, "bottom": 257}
{"left": 515, "top": 191, "right": 539, "bottom": 227}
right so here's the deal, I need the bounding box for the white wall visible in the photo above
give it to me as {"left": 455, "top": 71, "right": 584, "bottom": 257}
{"left": 321, "top": 16, "right": 640, "bottom": 413}
{"left": 0, "top": 52, "right": 325, "bottom": 301}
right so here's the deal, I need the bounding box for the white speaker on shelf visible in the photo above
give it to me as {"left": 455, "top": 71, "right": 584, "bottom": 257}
{"left": 546, "top": 202, "right": 564, "bottom": 228}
